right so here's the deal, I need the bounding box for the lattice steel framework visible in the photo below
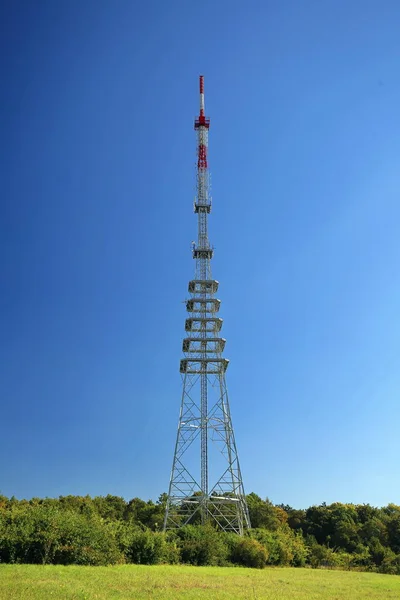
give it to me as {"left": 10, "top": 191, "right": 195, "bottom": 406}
{"left": 164, "top": 76, "right": 250, "bottom": 535}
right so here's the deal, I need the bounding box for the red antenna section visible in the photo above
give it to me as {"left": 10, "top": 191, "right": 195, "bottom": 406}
{"left": 195, "top": 75, "right": 210, "bottom": 169}
{"left": 195, "top": 74, "right": 210, "bottom": 130}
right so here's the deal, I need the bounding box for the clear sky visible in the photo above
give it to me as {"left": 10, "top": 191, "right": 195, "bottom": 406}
{"left": 1, "top": 0, "right": 400, "bottom": 509}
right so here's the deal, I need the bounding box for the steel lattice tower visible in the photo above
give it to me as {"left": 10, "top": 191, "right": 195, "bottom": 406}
{"left": 164, "top": 76, "right": 250, "bottom": 535}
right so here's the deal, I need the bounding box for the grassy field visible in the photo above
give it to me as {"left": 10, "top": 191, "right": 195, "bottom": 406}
{"left": 0, "top": 564, "right": 399, "bottom": 600}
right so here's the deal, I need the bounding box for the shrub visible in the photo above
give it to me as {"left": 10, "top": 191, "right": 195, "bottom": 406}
{"left": 309, "top": 544, "right": 340, "bottom": 569}
{"left": 229, "top": 537, "right": 267, "bottom": 569}
{"left": 249, "top": 527, "right": 308, "bottom": 567}
{"left": 377, "top": 550, "right": 400, "bottom": 575}
{"left": 125, "top": 529, "right": 167, "bottom": 565}
{"left": 0, "top": 504, "right": 122, "bottom": 566}
{"left": 163, "top": 540, "right": 181, "bottom": 564}
{"left": 53, "top": 511, "right": 122, "bottom": 566}
{"left": 176, "top": 524, "right": 228, "bottom": 566}
{"left": 0, "top": 504, "right": 35, "bottom": 564}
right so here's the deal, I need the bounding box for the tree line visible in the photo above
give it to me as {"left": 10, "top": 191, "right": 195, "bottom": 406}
{"left": 0, "top": 492, "right": 399, "bottom": 573}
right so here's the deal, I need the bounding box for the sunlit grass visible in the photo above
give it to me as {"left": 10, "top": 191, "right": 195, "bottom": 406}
{"left": 0, "top": 564, "right": 399, "bottom": 599}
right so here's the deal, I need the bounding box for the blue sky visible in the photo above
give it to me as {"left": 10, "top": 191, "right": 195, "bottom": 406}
{"left": 1, "top": 0, "right": 400, "bottom": 508}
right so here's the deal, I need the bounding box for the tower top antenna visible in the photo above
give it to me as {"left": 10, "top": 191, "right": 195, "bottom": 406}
{"left": 199, "top": 75, "right": 205, "bottom": 116}
{"left": 195, "top": 75, "right": 209, "bottom": 130}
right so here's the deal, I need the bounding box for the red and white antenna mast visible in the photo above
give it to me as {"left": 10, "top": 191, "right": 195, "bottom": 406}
{"left": 194, "top": 75, "right": 211, "bottom": 255}
{"left": 195, "top": 75, "right": 210, "bottom": 170}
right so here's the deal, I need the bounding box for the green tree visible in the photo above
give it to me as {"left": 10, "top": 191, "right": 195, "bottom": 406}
{"left": 92, "top": 495, "right": 126, "bottom": 521}
{"left": 246, "top": 494, "right": 283, "bottom": 530}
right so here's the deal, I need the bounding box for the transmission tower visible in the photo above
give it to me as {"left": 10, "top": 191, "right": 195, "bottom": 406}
{"left": 164, "top": 76, "right": 250, "bottom": 535}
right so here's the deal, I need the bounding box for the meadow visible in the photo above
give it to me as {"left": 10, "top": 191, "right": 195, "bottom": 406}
{"left": 0, "top": 564, "right": 399, "bottom": 600}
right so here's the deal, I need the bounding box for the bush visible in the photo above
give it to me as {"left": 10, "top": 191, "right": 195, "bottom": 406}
{"left": 0, "top": 504, "right": 122, "bottom": 566}
{"left": 124, "top": 528, "right": 167, "bottom": 565}
{"left": 308, "top": 544, "right": 339, "bottom": 569}
{"left": 53, "top": 511, "right": 122, "bottom": 566}
{"left": 0, "top": 504, "right": 35, "bottom": 564}
{"left": 163, "top": 540, "right": 181, "bottom": 564}
{"left": 229, "top": 537, "right": 267, "bottom": 569}
{"left": 249, "top": 527, "right": 308, "bottom": 567}
{"left": 176, "top": 524, "right": 228, "bottom": 566}
{"left": 377, "top": 550, "right": 400, "bottom": 575}
{"left": 290, "top": 531, "right": 309, "bottom": 567}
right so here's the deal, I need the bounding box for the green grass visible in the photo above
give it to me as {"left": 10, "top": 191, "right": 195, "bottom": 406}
{"left": 0, "top": 564, "right": 399, "bottom": 600}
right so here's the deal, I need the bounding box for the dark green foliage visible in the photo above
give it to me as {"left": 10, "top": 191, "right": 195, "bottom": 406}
{"left": 247, "top": 493, "right": 285, "bottom": 530}
{"left": 57, "top": 495, "right": 96, "bottom": 517}
{"left": 92, "top": 495, "right": 127, "bottom": 522}
{"left": 0, "top": 503, "right": 121, "bottom": 565}
{"left": 0, "top": 493, "right": 400, "bottom": 573}
{"left": 124, "top": 496, "right": 166, "bottom": 530}
{"left": 386, "top": 516, "right": 400, "bottom": 554}
{"left": 378, "top": 551, "right": 400, "bottom": 575}
{"left": 229, "top": 536, "right": 267, "bottom": 568}
{"left": 249, "top": 527, "right": 308, "bottom": 567}
{"left": 176, "top": 524, "right": 228, "bottom": 566}
{"left": 162, "top": 533, "right": 181, "bottom": 564}
{"left": 306, "top": 537, "right": 339, "bottom": 569}
{"left": 123, "top": 527, "right": 167, "bottom": 565}
{"left": 286, "top": 509, "right": 306, "bottom": 531}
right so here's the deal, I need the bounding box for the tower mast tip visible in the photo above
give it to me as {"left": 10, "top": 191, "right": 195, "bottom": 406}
{"left": 197, "top": 75, "right": 208, "bottom": 125}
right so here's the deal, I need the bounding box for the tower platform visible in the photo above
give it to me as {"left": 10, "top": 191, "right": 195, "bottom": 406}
{"left": 193, "top": 248, "right": 213, "bottom": 259}
{"left": 188, "top": 280, "right": 219, "bottom": 294}
{"left": 186, "top": 298, "right": 221, "bottom": 313}
{"left": 194, "top": 203, "right": 211, "bottom": 213}
{"left": 180, "top": 358, "right": 229, "bottom": 374}
{"left": 182, "top": 337, "right": 226, "bottom": 353}
{"left": 185, "top": 317, "right": 223, "bottom": 332}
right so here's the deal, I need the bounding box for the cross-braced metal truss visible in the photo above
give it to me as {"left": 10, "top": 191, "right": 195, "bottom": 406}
{"left": 164, "top": 76, "right": 250, "bottom": 535}
{"left": 164, "top": 366, "right": 250, "bottom": 533}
